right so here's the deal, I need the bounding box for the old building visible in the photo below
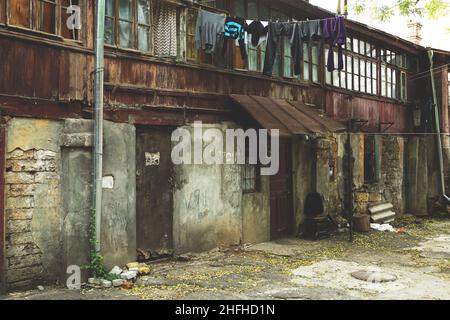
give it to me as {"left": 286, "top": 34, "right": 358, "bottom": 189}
{"left": 0, "top": 0, "right": 449, "bottom": 291}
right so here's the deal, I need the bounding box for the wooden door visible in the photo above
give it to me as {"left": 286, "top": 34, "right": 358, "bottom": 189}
{"left": 270, "top": 138, "right": 294, "bottom": 239}
{"left": 136, "top": 127, "right": 174, "bottom": 254}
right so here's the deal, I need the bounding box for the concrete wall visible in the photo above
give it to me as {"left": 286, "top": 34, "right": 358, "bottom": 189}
{"left": 172, "top": 122, "right": 270, "bottom": 253}
{"left": 242, "top": 176, "right": 270, "bottom": 244}
{"left": 4, "top": 117, "right": 136, "bottom": 290}
{"left": 101, "top": 121, "right": 136, "bottom": 268}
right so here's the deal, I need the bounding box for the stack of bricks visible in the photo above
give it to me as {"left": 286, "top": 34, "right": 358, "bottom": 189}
{"left": 4, "top": 148, "right": 58, "bottom": 289}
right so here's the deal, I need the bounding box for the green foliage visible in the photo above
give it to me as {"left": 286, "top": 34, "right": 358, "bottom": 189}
{"left": 424, "top": 0, "right": 450, "bottom": 19}
{"left": 375, "top": 5, "right": 395, "bottom": 21}
{"left": 353, "top": 0, "right": 366, "bottom": 15}
{"left": 82, "top": 209, "right": 120, "bottom": 281}
{"left": 351, "top": 0, "right": 449, "bottom": 20}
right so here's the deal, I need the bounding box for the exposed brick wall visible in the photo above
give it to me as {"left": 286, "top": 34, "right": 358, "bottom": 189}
{"left": 4, "top": 148, "right": 59, "bottom": 289}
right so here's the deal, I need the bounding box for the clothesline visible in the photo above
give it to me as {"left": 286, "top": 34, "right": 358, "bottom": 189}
{"left": 193, "top": 5, "right": 344, "bottom": 24}
{"left": 195, "top": 7, "right": 347, "bottom": 77}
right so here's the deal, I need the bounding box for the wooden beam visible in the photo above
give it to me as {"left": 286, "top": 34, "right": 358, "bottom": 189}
{"left": 0, "top": 96, "right": 84, "bottom": 120}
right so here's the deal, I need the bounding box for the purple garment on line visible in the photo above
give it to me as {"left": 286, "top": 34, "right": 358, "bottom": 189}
{"left": 323, "top": 16, "right": 346, "bottom": 72}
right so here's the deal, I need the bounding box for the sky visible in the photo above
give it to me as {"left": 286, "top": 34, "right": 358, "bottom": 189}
{"left": 310, "top": 0, "right": 450, "bottom": 51}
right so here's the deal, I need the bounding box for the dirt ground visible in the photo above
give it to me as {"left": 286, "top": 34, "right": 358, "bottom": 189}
{"left": 2, "top": 215, "right": 450, "bottom": 300}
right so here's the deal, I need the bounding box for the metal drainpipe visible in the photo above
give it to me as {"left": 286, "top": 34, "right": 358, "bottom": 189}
{"left": 427, "top": 48, "right": 450, "bottom": 205}
{"left": 93, "top": 0, "right": 105, "bottom": 252}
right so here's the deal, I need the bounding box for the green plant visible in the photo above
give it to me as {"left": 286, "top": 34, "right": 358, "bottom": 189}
{"left": 352, "top": 0, "right": 450, "bottom": 21}
{"left": 82, "top": 209, "right": 120, "bottom": 281}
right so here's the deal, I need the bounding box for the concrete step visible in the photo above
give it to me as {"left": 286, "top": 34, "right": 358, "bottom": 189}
{"left": 370, "top": 210, "right": 396, "bottom": 223}
{"left": 368, "top": 203, "right": 394, "bottom": 215}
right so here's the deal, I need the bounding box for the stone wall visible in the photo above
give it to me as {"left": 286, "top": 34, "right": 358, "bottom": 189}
{"left": 5, "top": 118, "right": 63, "bottom": 289}
{"left": 292, "top": 134, "right": 345, "bottom": 229}
{"left": 353, "top": 135, "right": 406, "bottom": 215}
{"left": 381, "top": 136, "right": 405, "bottom": 214}
{"left": 4, "top": 117, "right": 137, "bottom": 290}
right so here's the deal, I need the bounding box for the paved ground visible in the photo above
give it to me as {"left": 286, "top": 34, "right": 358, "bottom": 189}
{"left": 2, "top": 215, "right": 450, "bottom": 300}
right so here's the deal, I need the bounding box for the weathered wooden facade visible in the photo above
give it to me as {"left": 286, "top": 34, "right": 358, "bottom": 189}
{"left": 0, "top": 0, "right": 449, "bottom": 292}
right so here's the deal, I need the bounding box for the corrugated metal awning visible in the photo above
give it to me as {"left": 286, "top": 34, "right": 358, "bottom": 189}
{"left": 230, "top": 95, "right": 346, "bottom": 137}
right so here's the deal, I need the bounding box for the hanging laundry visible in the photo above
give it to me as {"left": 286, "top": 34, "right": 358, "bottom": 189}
{"left": 263, "top": 22, "right": 294, "bottom": 76}
{"left": 291, "top": 20, "right": 322, "bottom": 75}
{"left": 195, "top": 9, "right": 227, "bottom": 54}
{"left": 152, "top": 3, "right": 178, "bottom": 57}
{"left": 246, "top": 20, "right": 269, "bottom": 47}
{"left": 323, "top": 16, "right": 346, "bottom": 72}
{"left": 222, "top": 17, "right": 247, "bottom": 60}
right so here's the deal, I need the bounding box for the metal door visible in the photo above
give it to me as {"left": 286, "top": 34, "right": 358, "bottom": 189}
{"left": 136, "top": 127, "right": 174, "bottom": 254}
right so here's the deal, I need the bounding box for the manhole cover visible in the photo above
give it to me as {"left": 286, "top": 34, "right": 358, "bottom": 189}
{"left": 351, "top": 270, "right": 397, "bottom": 283}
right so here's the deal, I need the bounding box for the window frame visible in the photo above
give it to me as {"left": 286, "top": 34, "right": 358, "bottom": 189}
{"left": 105, "top": 0, "right": 179, "bottom": 56}
{"left": 326, "top": 35, "right": 378, "bottom": 95}
{"left": 6, "top": 0, "right": 85, "bottom": 42}
{"left": 241, "top": 138, "right": 261, "bottom": 194}
{"left": 325, "top": 34, "right": 413, "bottom": 102}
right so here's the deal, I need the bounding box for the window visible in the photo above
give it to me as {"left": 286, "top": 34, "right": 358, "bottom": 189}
{"left": 380, "top": 48, "right": 409, "bottom": 100}
{"left": 247, "top": 0, "right": 259, "bottom": 71}
{"left": 61, "top": 0, "right": 80, "bottom": 40}
{"left": 8, "top": 0, "right": 81, "bottom": 38}
{"left": 400, "top": 71, "right": 407, "bottom": 102}
{"left": 104, "top": 0, "right": 177, "bottom": 55}
{"left": 118, "top": 0, "right": 133, "bottom": 48}
{"left": 137, "top": 0, "right": 150, "bottom": 51}
{"left": 105, "top": 0, "right": 115, "bottom": 44}
{"left": 242, "top": 144, "right": 260, "bottom": 193}
{"left": 310, "top": 44, "right": 320, "bottom": 83}
{"left": 283, "top": 36, "right": 293, "bottom": 77}
{"left": 303, "top": 43, "right": 310, "bottom": 81}
{"left": 326, "top": 36, "right": 377, "bottom": 94}
{"left": 364, "top": 135, "right": 380, "bottom": 183}
{"left": 381, "top": 64, "right": 397, "bottom": 99}
{"left": 242, "top": 163, "right": 260, "bottom": 193}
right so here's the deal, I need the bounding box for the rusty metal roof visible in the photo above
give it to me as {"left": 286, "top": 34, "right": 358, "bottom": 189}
{"left": 230, "top": 94, "right": 346, "bottom": 137}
